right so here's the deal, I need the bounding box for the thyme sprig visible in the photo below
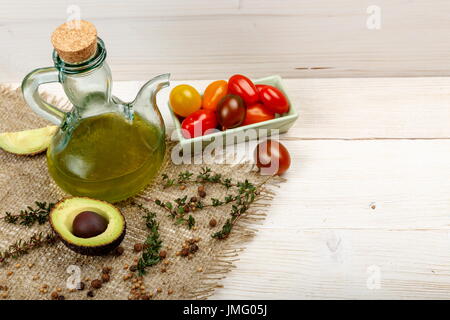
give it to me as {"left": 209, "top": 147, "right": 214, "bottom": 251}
{"left": 162, "top": 171, "right": 194, "bottom": 188}
{"left": 162, "top": 167, "right": 233, "bottom": 189}
{"left": 153, "top": 196, "right": 197, "bottom": 229}
{"left": 0, "top": 231, "right": 57, "bottom": 263}
{"left": 3, "top": 202, "right": 55, "bottom": 227}
{"left": 211, "top": 180, "right": 259, "bottom": 239}
{"left": 136, "top": 204, "right": 162, "bottom": 276}
{"left": 144, "top": 167, "right": 264, "bottom": 239}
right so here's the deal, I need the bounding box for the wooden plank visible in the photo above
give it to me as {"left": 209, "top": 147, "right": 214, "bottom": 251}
{"left": 211, "top": 139, "right": 450, "bottom": 299}
{"left": 0, "top": 1, "right": 239, "bottom": 20}
{"left": 213, "top": 229, "right": 450, "bottom": 299}
{"left": 2, "top": 1, "right": 450, "bottom": 81}
{"left": 282, "top": 77, "right": 450, "bottom": 139}
{"left": 255, "top": 139, "right": 450, "bottom": 230}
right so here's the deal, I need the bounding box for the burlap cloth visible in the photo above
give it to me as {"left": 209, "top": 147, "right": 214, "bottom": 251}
{"left": 0, "top": 86, "right": 282, "bottom": 300}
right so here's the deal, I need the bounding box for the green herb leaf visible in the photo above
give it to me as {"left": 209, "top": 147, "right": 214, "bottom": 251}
{"left": 136, "top": 204, "right": 163, "bottom": 276}
{"left": 187, "top": 215, "right": 195, "bottom": 229}
{"left": 3, "top": 201, "right": 55, "bottom": 227}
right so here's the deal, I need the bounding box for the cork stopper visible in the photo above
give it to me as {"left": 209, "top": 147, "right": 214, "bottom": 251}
{"left": 51, "top": 20, "right": 97, "bottom": 64}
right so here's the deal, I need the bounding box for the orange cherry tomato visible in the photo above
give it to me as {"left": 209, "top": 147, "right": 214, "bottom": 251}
{"left": 202, "top": 80, "right": 228, "bottom": 111}
{"left": 242, "top": 103, "right": 275, "bottom": 126}
{"left": 169, "top": 84, "right": 202, "bottom": 117}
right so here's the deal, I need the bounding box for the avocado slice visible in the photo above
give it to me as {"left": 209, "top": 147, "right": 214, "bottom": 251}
{"left": 50, "top": 197, "right": 126, "bottom": 256}
{"left": 0, "top": 126, "right": 58, "bottom": 155}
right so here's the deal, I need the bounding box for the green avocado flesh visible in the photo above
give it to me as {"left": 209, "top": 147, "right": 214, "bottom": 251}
{"left": 50, "top": 197, "right": 126, "bottom": 256}
{"left": 0, "top": 126, "right": 57, "bottom": 155}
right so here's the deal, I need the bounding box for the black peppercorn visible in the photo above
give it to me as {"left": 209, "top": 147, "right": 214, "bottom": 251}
{"left": 189, "top": 244, "right": 199, "bottom": 253}
{"left": 129, "top": 265, "right": 138, "bottom": 272}
{"left": 209, "top": 218, "right": 217, "bottom": 228}
{"left": 91, "top": 279, "right": 102, "bottom": 289}
{"left": 198, "top": 186, "right": 206, "bottom": 198}
{"left": 134, "top": 243, "right": 143, "bottom": 252}
{"left": 181, "top": 248, "right": 189, "bottom": 256}
{"left": 101, "top": 273, "right": 110, "bottom": 283}
{"left": 102, "top": 267, "right": 111, "bottom": 274}
{"left": 114, "top": 246, "right": 124, "bottom": 256}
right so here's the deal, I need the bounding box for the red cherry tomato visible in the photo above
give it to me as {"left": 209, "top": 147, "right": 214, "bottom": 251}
{"left": 259, "top": 85, "right": 289, "bottom": 114}
{"left": 255, "top": 84, "right": 269, "bottom": 94}
{"left": 228, "top": 74, "right": 259, "bottom": 105}
{"left": 254, "top": 139, "right": 291, "bottom": 175}
{"left": 181, "top": 109, "right": 217, "bottom": 138}
{"left": 242, "top": 103, "right": 275, "bottom": 126}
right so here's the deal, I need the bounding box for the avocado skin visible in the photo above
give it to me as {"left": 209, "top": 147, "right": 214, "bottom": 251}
{"left": 49, "top": 197, "right": 126, "bottom": 256}
{"left": 57, "top": 224, "right": 126, "bottom": 256}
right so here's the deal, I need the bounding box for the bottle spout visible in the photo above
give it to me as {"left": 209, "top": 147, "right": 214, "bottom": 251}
{"left": 133, "top": 73, "right": 170, "bottom": 109}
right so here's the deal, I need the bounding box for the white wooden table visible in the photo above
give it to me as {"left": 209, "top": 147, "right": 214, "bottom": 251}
{"left": 16, "top": 77, "right": 450, "bottom": 299}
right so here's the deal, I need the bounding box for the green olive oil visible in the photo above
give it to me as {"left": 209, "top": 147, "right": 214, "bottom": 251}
{"left": 47, "top": 112, "right": 165, "bottom": 202}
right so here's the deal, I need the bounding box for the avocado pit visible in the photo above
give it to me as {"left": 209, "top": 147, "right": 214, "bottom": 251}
{"left": 72, "top": 211, "right": 108, "bottom": 238}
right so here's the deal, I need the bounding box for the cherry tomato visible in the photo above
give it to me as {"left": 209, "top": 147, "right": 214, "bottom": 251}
{"left": 169, "top": 84, "right": 202, "bottom": 117}
{"left": 217, "top": 94, "right": 246, "bottom": 130}
{"left": 202, "top": 80, "right": 228, "bottom": 111}
{"left": 259, "top": 85, "right": 289, "bottom": 114}
{"left": 181, "top": 109, "right": 217, "bottom": 138}
{"left": 242, "top": 103, "right": 275, "bottom": 126}
{"left": 254, "top": 139, "right": 291, "bottom": 175}
{"left": 228, "top": 74, "right": 259, "bottom": 105}
{"left": 255, "top": 84, "right": 269, "bottom": 94}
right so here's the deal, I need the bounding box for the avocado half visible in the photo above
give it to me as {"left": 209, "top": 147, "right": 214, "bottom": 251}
{"left": 50, "top": 197, "right": 126, "bottom": 256}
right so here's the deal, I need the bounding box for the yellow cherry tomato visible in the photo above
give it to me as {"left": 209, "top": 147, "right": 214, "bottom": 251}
{"left": 169, "top": 84, "right": 202, "bottom": 117}
{"left": 202, "top": 80, "right": 228, "bottom": 111}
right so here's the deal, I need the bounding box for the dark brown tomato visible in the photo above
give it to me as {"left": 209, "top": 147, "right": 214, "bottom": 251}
{"left": 216, "top": 94, "right": 246, "bottom": 130}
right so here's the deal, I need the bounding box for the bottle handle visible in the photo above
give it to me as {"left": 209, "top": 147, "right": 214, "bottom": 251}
{"left": 21, "top": 67, "right": 66, "bottom": 125}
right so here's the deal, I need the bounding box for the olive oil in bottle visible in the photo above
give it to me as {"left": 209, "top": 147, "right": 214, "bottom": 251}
{"left": 47, "top": 113, "right": 165, "bottom": 202}
{"left": 22, "top": 21, "right": 169, "bottom": 202}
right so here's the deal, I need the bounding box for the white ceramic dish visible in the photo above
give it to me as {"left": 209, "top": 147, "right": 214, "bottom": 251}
{"left": 168, "top": 75, "right": 298, "bottom": 151}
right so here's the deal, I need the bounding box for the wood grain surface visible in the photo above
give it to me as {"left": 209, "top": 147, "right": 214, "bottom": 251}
{"left": 7, "top": 77, "right": 449, "bottom": 299}
{"left": 3, "top": 0, "right": 450, "bottom": 82}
